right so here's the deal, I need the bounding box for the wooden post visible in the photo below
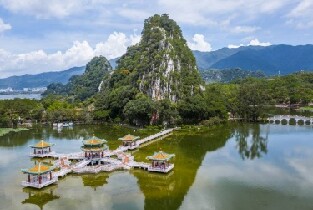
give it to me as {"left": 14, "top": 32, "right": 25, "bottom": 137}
{"left": 49, "top": 147, "right": 51, "bottom": 152}
{"left": 28, "top": 174, "right": 30, "bottom": 182}
{"left": 39, "top": 175, "right": 42, "bottom": 184}
{"left": 34, "top": 149, "right": 36, "bottom": 154}
{"left": 50, "top": 172, "right": 52, "bottom": 180}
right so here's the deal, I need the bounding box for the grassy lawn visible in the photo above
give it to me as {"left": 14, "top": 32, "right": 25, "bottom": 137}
{"left": 299, "top": 106, "right": 313, "bottom": 111}
{"left": 0, "top": 128, "right": 29, "bottom": 137}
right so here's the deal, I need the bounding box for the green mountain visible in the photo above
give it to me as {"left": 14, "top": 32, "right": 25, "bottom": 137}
{"left": 193, "top": 45, "right": 313, "bottom": 75}
{"left": 201, "top": 68, "right": 265, "bottom": 83}
{"left": 95, "top": 14, "right": 205, "bottom": 124}
{"left": 0, "top": 66, "right": 85, "bottom": 90}
{"left": 44, "top": 56, "right": 112, "bottom": 101}
{"left": 113, "top": 14, "right": 203, "bottom": 102}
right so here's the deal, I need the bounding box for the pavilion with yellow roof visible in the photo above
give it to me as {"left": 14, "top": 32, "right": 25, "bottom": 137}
{"left": 21, "top": 162, "right": 58, "bottom": 189}
{"left": 146, "top": 151, "right": 175, "bottom": 173}
{"left": 81, "top": 135, "right": 108, "bottom": 159}
{"left": 118, "top": 134, "right": 140, "bottom": 148}
{"left": 29, "top": 140, "right": 55, "bottom": 158}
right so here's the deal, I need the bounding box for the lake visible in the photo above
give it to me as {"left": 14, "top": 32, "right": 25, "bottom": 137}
{"left": 0, "top": 123, "right": 312, "bottom": 210}
{"left": 0, "top": 94, "right": 42, "bottom": 100}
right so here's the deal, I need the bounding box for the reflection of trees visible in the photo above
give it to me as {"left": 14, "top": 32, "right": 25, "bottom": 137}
{"left": 133, "top": 124, "right": 234, "bottom": 210}
{"left": 22, "top": 185, "right": 60, "bottom": 210}
{"left": 235, "top": 124, "right": 268, "bottom": 160}
{"left": 81, "top": 173, "right": 109, "bottom": 191}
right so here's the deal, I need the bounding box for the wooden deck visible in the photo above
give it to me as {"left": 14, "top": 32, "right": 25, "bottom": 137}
{"left": 21, "top": 177, "right": 58, "bottom": 189}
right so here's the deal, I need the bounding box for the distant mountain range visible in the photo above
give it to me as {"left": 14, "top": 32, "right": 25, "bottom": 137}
{"left": 0, "top": 59, "right": 118, "bottom": 90}
{"left": 0, "top": 66, "right": 85, "bottom": 90}
{"left": 1, "top": 44, "right": 313, "bottom": 89}
{"left": 194, "top": 44, "right": 313, "bottom": 75}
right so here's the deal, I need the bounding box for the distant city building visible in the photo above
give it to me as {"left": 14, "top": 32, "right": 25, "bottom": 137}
{"left": 0, "top": 87, "right": 13, "bottom": 92}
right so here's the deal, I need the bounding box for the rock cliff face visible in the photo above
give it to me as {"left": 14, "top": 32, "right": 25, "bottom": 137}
{"left": 116, "top": 14, "right": 203, "bottom": 102}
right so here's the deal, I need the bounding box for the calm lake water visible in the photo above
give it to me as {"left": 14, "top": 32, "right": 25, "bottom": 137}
{"left": 0, "top": 94, "right": 42, "bottom": 100}
{"left": 0, "top": 123, "right": 312, "bottom": 210}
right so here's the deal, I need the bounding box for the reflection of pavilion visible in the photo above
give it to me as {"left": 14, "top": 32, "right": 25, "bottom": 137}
{"left": 29, "top": 140, "right": 55, "bottom": 158}
{"left": 22, "top": 185, "right": 60, "bottom": 210}
{"left": 81, "top": 173, "right": 109, "bottom": 191}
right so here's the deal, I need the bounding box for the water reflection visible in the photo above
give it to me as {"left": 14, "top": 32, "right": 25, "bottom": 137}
{"left": 235, "top": 124, "right": 268, "bottom": 160}
{"left": 22, "top": 185, "right": 60, "bottom": 210}
{"left": 132, "top": 125, "right": 234, "bottom": 210}
{"left": 1, "top": 123, "right": 311, "bottom": 210}
{"left": 81, "top": 173, "right": 109, "bottom": 191}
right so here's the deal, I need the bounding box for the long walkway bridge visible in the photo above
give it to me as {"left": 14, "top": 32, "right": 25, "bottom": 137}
{"left": 267, "top": 115, "right": 313, "bottom": 125}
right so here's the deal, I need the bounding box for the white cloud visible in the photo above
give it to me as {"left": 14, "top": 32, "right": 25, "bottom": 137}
{"left": 249, "top": 38, "right": 271, "bottom": 46}
{"left": 287, "top": 0, "right": 313, "bottom": 29}
{"left": 0, "top": 18, "right": 11, "bottom": 32}
{"left": 188, "top": 34, "right": 212, "bottom": 52}
{"left": 94, "top": 32, "right": 141, "bottom": 59}
{"left": 157, "top": 0, "right": 292, "bottom": 25}
{"left": 0, "top": 0, "right": 86, "bottom": 19}
{"left": 228, "top": 38, "right": 271, "bottom": 49}
{"left": 230, "top": 26, "right": 260, "bottom": 34}
{"left": 0, "top": 32, "right": 139, "bottom": 78}
{"left": 227, "top": 44, "right": 244, "bottom": 49}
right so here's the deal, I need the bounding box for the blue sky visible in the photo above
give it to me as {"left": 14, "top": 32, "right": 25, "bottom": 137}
{"left": 0, "top": 0, "right": 312, "bottom": 78}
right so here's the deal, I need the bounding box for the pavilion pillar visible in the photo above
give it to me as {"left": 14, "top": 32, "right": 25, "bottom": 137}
{"left": 101, "top": 152, "right": 103, "bottom": 158}
{"left": 28, "top": 174, "right": 30, "bottom": 182}
{"left": 34, "top": 149, "right": 36, "bottom": 154}
{"left": 85, "top": 152, "right": 87, "bottom": 157}
{"left": 39, "top": 175, "right": 42, "bottom": 184}
{"left": 50, "top": 172, "right": 52, "bottom": 180}
{"left": 49, "top": 147, "right": 51, "bottom": 152}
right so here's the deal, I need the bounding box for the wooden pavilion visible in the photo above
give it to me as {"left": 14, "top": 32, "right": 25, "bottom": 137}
{"left": 146, "top": 151, "right": 175, "bottom": 173}
{"left": 29, "top": 140, "right": 55, "bottom": 158}
{"left": 118, "top": 134, "right": 140, "bottom": 149}
{"left": 21, "top": 163, "right": 58, "bottom": 189}
{"left": 81, "top": 136, "right": 108, "bottom": 159}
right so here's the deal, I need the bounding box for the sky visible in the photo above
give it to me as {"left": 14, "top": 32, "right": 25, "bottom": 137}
{"left": 0, "top": 0, "right": 312, "bottom": 78}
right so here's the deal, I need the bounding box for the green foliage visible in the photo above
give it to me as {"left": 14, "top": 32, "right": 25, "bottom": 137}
{"left": 177, "top": 94, "right": 208, "bottom": 123}
{"left": 123, "top": 95, "right": 156, "bottom": 125}
{"left": 0, "top": 99, "right": 43, "bottom": 127}
{"left": 44, "top": 56, "right": 112, "bottom": 101}
{"left": 237, "top": 78, "right": 268, "bottom": 121}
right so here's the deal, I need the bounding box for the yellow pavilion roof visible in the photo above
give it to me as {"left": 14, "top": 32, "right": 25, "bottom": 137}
{"left": 147, "top": 151, "right": 175, "bottom": 161}
{"left": 118, "top": 134, "right": 140, "bottom": 141}
{"left": 31, "top": 140, "right": 54, "bottom": 148}
{"left": 22, "top": 163, "right": 55, "bottom": 175}
{"left": 83, "top": 136, "right": 107, "bottom": 146}
{"left": 81, "top": 145, "right": 108, "bottom": 152}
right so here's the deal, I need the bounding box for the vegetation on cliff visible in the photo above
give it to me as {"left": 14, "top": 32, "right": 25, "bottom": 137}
{"left": 44, "top": 56, "right": 112, "bottom": 101}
